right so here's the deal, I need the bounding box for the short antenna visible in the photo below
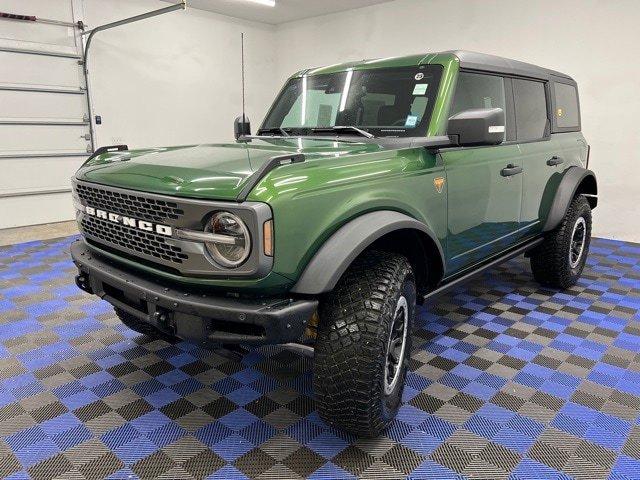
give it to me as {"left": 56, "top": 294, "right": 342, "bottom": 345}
{"left": 241, "top": 32, "right": 246, "bottom": 123}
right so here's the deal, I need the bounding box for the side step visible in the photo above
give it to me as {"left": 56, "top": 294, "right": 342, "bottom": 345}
{"left": 424, "top": 237, "right": 543, "bottom": 303}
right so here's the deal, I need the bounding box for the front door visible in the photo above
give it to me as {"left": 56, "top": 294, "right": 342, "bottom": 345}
{"left": 441, "top": 71, "right": 523, "bottom": 273}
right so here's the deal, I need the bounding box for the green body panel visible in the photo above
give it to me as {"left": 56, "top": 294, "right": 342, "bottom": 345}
{"left": 441, "top": 132, "right": 586, "bottom": 276}
{"left": 77, "top": 140, "right": 382, "bottom": 200}
{"left": 520, "top": 132, "right": 589, "bottom": 230}
{"left": 440, "top": 143, "right": 524, "bottom": 272}
{"left": 74, "top": 52, "right": 588, "bottom": 295}
{"left": 247, "top": 145, "right": 446, "bottom": 282}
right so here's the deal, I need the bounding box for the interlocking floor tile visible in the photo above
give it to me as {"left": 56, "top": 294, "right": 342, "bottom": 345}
{"left": 1, "top": 236, "right": 640, "bottom": 479}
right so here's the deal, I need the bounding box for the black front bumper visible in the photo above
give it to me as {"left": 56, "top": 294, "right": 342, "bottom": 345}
{"left": 70, "top": 240, "right": 317, "bottom": 346}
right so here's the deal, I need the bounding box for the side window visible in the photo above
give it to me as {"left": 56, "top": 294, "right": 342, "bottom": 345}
{"left": 450, "top": 72, "right": 506, "bottom": 140}
{"left": 513, "top": 79, "right": 548, "bottom": 141}
{"left": 554, "top": 83, "right": 580, "bottom": 129}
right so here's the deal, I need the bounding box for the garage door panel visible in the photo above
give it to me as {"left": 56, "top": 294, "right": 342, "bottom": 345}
{"left": 0, "top": 0, "right": 87, "bottom": 228}
{"left": 0, "top": 37, "right": 79, "bottom": 57}
{"left": 0, "top": 0, "right": 75, "bottom": 23}
{"left": 0, "top": 157, "right": 82, "bottom": 194}
{"left": 0, "top": 51, "right": 82, "bottom": 87}
{"left": 0, "top": 193, "right": 75, "bottom": 228}
{"left": 0, "top": 22, "right": 77, "bottom": 48}
{"left": 0, "top": 124, "right": 89, "bottom": 151}
{"left": 0, "top": 90, "right": 86, "bottom": 119}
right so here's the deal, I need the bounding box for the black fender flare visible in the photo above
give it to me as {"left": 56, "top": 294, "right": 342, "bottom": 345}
{"left": 291, "top": 210, "right": 444, "bottom": 295}
{"left": 543, "top": 166, "right": 597, "bottom": 232}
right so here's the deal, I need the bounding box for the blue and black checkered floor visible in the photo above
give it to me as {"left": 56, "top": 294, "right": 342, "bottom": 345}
{"left": 1, "top": 236, "right": 639, "bottom": 480}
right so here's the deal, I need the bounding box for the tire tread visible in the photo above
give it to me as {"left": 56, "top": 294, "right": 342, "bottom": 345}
{"left": 314, "top": 250, "right": 414, "bottom": 437}
{"left": 530, "top": 195, "right": 591, "bottom": 289}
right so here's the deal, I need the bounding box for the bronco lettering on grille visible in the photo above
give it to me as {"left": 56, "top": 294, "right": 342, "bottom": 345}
{"left": 84, "top": 206, "right": 173, "bottom": 237}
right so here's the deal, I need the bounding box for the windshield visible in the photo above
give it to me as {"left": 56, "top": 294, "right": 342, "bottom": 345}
{"left": 261, "top": 65, "right": 443, "bottom": 138}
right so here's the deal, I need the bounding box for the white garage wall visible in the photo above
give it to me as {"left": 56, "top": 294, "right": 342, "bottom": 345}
{"left": 274, "top": 0, "right": 640, "bottom": 242}
{"left": 83, "top": 0, "right": 277, "bottom": 147}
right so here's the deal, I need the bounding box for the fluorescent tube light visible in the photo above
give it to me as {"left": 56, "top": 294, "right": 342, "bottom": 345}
{"left": 244, "top": 0, "right": 276, "bottom": 6}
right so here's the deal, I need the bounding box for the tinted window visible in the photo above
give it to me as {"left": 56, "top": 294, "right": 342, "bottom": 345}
{"left": 554, "top": 83, "right": 580, "bottom": 129}
{"left": 513, "top": 79, "right": 548, "bottom": 141}
{"left": 450, "top": 72, "right": 506, "bottom": 140}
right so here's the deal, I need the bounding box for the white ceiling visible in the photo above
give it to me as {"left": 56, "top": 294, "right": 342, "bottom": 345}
{"left": 165, "top": 0, "right": 393, "bottom": 25}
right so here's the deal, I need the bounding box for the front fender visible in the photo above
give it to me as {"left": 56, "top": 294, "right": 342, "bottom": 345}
{"left": 291, "top": 210, "right": 443, "bottom": 295}
{"left": 544, "top": 167, "right": 597, "bottom": 231}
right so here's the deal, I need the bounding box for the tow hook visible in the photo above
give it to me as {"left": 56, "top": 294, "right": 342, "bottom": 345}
{"left": 75, "top": 274, "right": 93, "bottom": 294}
{"left": 154, "top": 309, "right": 174, "bottom": 333}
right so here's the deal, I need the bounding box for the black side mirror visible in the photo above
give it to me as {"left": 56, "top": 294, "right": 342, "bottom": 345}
{"left": 447, "top": 108, "right": 505, "bottom": 146}
{"left": 234, "top": 115, "right": 251, "bottom": 139}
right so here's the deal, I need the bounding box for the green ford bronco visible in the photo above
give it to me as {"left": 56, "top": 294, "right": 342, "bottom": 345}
{"left": 71, "top": 50, "right": 597, "bottom": 436}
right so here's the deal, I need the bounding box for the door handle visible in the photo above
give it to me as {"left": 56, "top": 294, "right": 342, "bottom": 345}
{"left": 547, "top": 156, "right": 564, "bottom": 166}
{"left": 501, "top": 164, "right": 523, "bottom": 177}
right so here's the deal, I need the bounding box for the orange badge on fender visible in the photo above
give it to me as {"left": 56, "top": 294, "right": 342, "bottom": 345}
{"left": 434, "top": 177, "right": 445, "bottom": 193}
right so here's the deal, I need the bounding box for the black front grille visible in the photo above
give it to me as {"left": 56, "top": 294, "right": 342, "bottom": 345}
{"left": 81, "top": 215, "right": 188, "bottom": 264}
{"left": 75, "top": 183, "right": 184, "bottom": 223}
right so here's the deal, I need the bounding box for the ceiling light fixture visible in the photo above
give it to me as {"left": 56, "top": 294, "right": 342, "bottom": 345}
{"left": 244, "top": 0, "right": 276, "bottom": 7}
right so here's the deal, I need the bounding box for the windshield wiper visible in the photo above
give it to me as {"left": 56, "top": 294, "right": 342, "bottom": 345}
{"left": 311, "top": 126, "right": 375, "bottom": 138}
{"left": 257, "top": 127, "right": 290, "bottom": 137}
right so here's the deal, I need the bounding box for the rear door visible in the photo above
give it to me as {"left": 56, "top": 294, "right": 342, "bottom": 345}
{"left": 515, "top": 78, "right": 564, "bottom": 233}
{"left": 441, "top": 71, "right": 523, "bottom": 273}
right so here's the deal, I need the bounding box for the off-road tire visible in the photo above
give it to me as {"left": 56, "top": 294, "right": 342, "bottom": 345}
{"left": 313, "top": 250, "right": 416, "bottom": 437}
{"left": 114, "top": 308, "right": 177, "bottom": 342}
{"left": 530, "top": 195, "right": 592, "bottom": 289}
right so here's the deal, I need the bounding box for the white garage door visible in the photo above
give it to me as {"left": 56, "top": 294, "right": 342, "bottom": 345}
{"left": 0, "top": 0, "right": 89, "bottom": 228}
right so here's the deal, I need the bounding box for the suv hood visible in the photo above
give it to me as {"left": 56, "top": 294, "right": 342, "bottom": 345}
{"left": 77, "top": 138, "right": 382, "bottom": 200}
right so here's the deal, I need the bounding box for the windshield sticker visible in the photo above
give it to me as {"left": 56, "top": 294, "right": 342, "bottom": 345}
{"left": 412, "top": 84, "right": 429, "bottom": 95}
{"left": 414, "top": 73, "right": 424, "bottom": 81}
{"left": 404, "top": 115, "right": 419, "bottom": 128}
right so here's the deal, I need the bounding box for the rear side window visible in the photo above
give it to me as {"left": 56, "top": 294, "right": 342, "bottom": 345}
{"left": 450, "top": 72, "right": 506, "bottom": 140}
{"left": 513, "top": 79, "right": 548, "bottom": 141}
{"left": 554, "top": 83, "right": 580, "bottom": 129}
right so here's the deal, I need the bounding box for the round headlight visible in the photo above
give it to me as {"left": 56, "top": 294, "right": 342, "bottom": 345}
{"left": 205, "top": 212, "right": 251, "bottom": 267}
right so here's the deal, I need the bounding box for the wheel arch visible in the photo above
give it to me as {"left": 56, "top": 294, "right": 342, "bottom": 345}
{"left": 291, "top": 210, "right": 445, "bottom": 296}
{"left": 544, "top": 167, "right": 597, "bottom": 232}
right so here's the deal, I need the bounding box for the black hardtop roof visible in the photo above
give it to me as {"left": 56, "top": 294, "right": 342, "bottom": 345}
{"left": 443, "top": 50, "right": 576, "bottom": 83}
